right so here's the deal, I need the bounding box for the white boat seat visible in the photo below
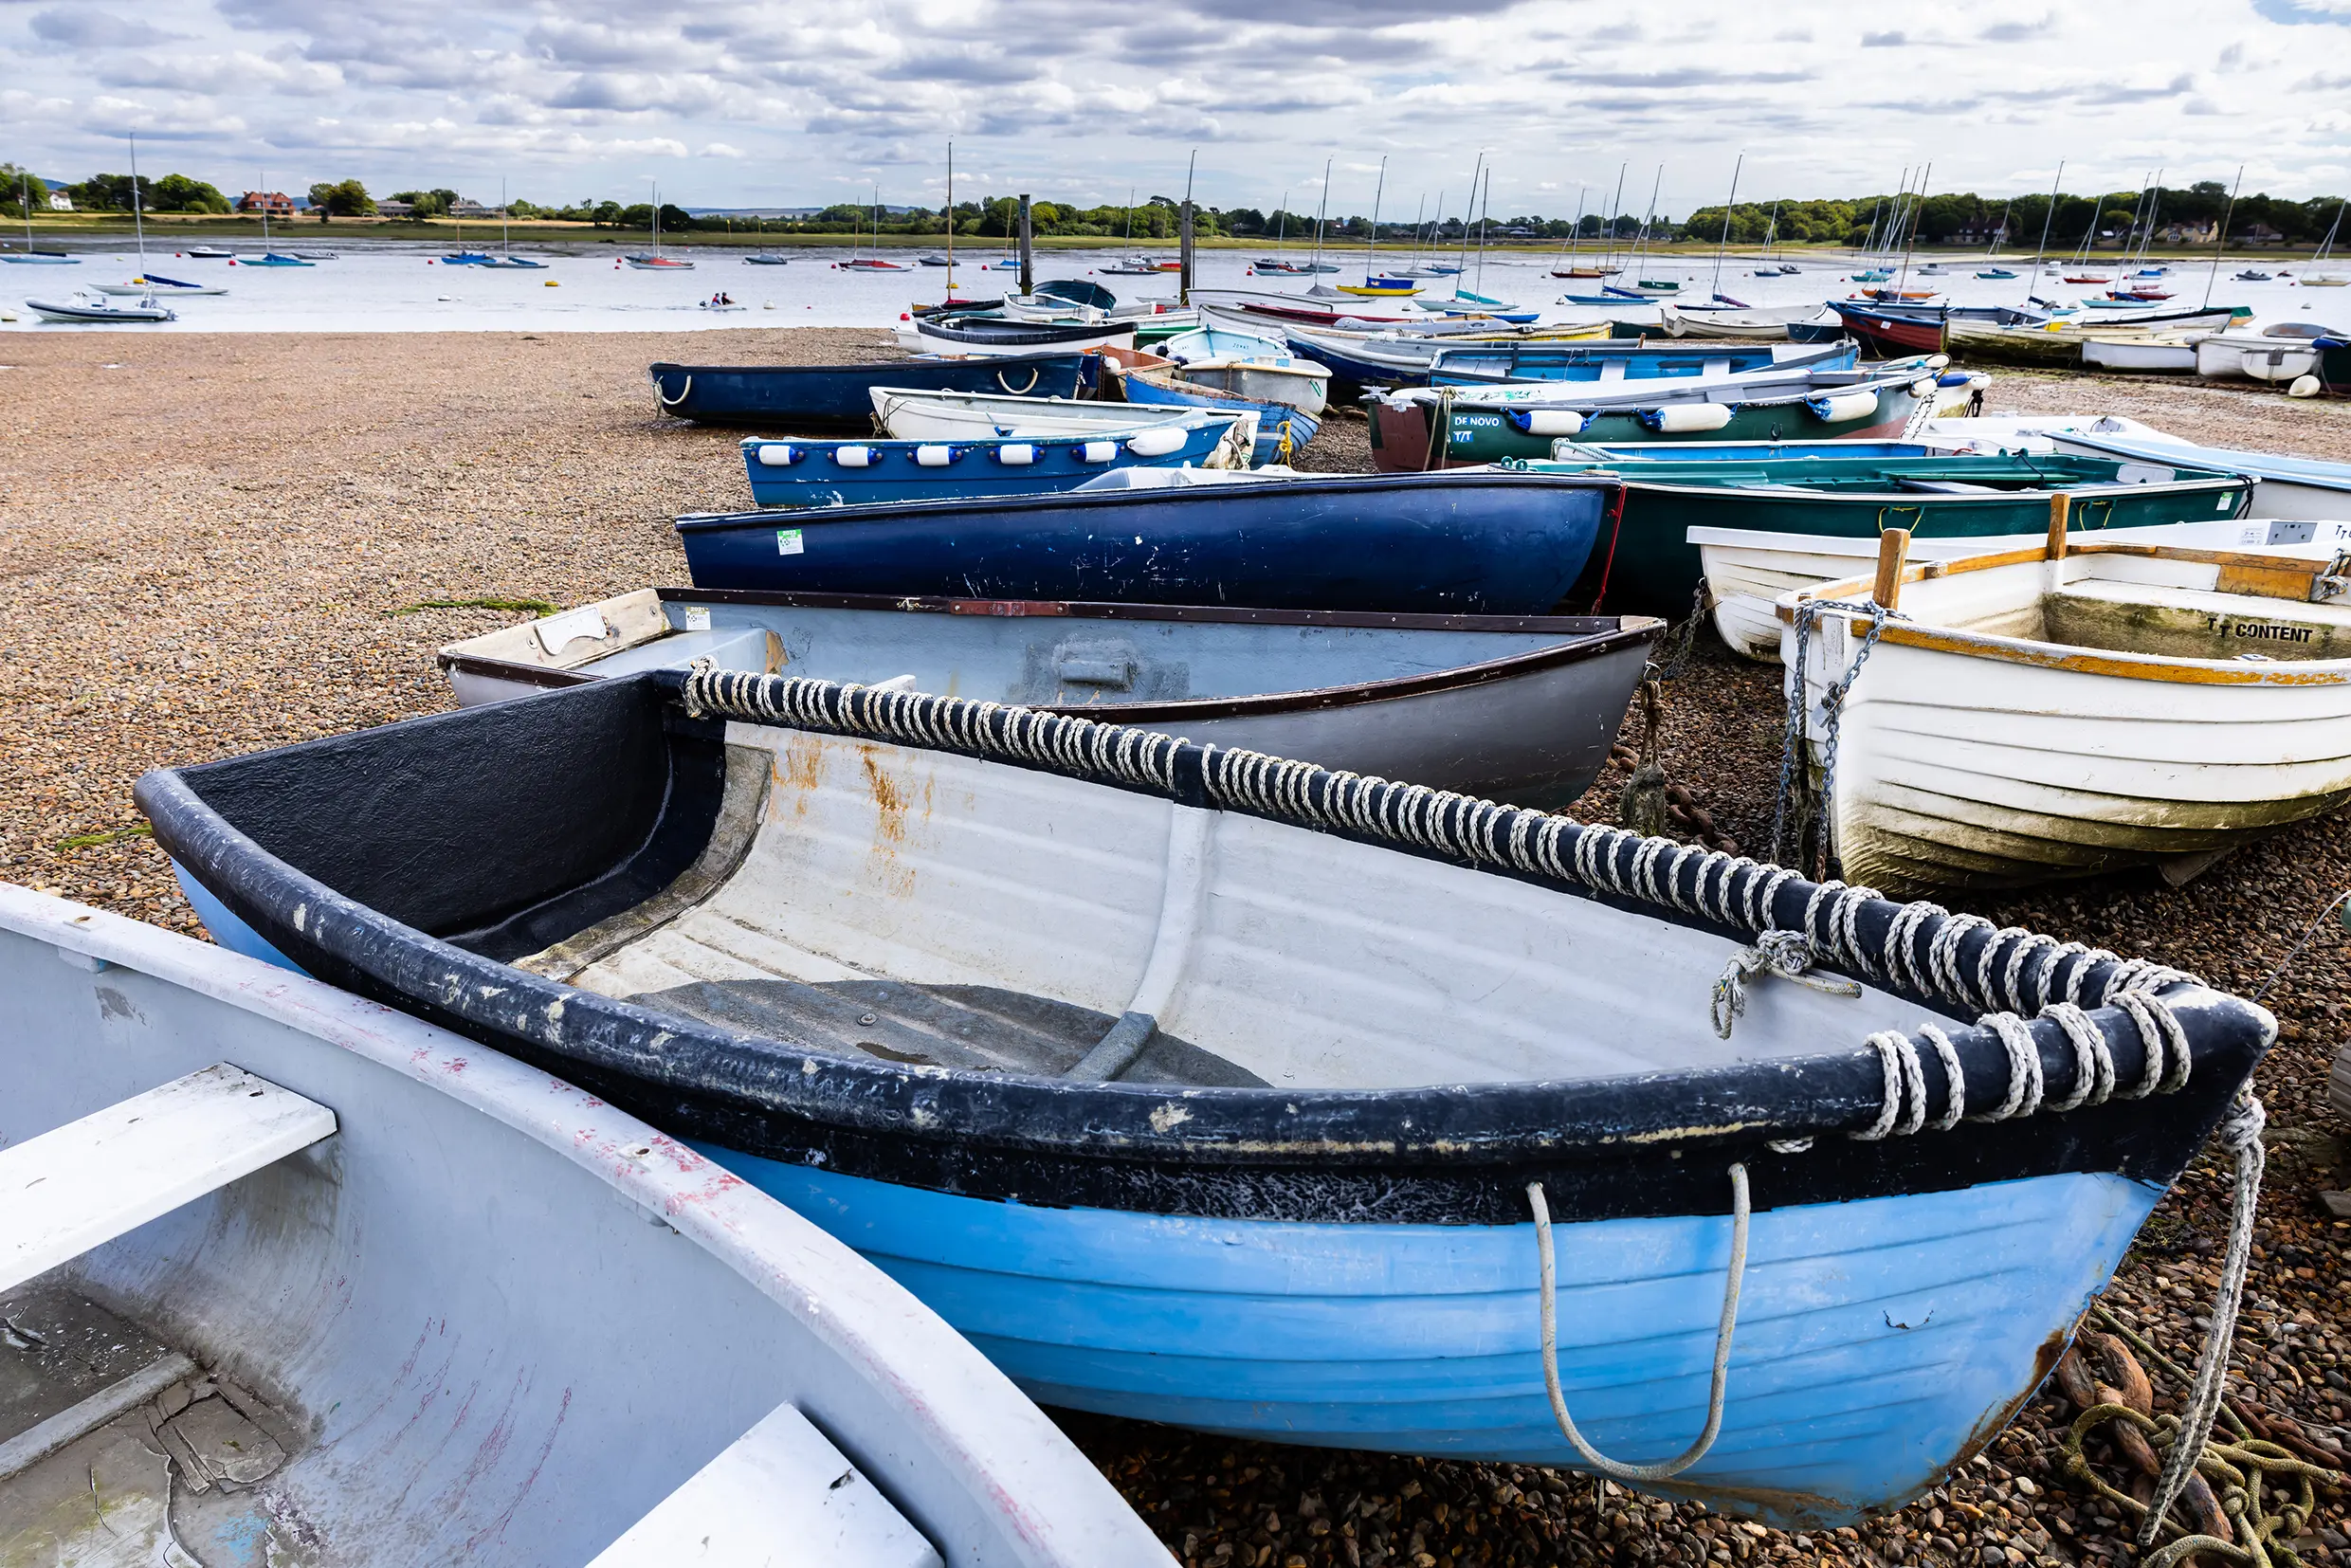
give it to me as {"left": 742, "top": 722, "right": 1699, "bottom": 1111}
{"left": 0, "top": 1064, "right": 336, "bottom": 1295}
{"left": 587, "top": 1401, "right": 942, "bottom": 1568}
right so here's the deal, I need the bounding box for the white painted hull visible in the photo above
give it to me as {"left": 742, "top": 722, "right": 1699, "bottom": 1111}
{"left": 1784, "top": 552, "right": 2351, "bottom": 893}
{"left": 1170, "top": 357, "right": 1332, "bottom": 417}
{"left": 0, "top": 886, "right": 1167, "bottom": 1567}
{"left": 873, "top": 388, "right": 1200, "bottom": 441}
{"left": 2080, "top": 337, "right": 2197, "bottom": 372}
{"left": 2196, "top": 335, "right": 2321, "bottom": 382}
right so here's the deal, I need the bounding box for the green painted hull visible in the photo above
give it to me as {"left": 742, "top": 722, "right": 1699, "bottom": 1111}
{"left": 1560, "top": 470, "right": 2253, "bottom": 615}
{"left": 1369, "top": 377, "right": 1930, "bottom": 469}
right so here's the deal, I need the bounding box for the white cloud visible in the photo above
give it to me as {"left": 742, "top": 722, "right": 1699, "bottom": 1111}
{"left": 0, "top": 0, "right": 2341, "bottom": 208}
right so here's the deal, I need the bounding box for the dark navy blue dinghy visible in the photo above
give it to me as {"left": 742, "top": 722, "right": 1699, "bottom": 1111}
{"left": 649, "top": 352, "right": 1089, "bottom": 429}
{"left": 675, "top": 471, "right": 1614, "bottom": 614}
{"left": 739, "top": 420, "right": 1251, "bottom": 508}
{"left": 141, "top": 672, "right": 2273, "bottom": 1528}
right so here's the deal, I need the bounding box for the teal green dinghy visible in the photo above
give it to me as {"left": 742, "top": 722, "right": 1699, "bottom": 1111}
{"left": 1526, "top": 449, "right": 2253, "bottom": 618}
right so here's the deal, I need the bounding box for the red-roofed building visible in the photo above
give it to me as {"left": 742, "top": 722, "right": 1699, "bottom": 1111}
{"left": 238, "top": 191, "right": 295, "bottom": 217}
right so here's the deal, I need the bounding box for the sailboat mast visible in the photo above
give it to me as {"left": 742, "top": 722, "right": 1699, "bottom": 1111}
{"left": 1560, "top": 186, "right": 1583, "bottom": 269}
{"left": 2202, "top": 166, "right": 2243, "bottom": 310}
{"left": 2027, "top": 161, "right": 2064, "bottom": 299}
{"left": 1456, "top": 153, "right": 1484, "bottom": 277}
{"left": 1312, "top": 155, "right": 1331, "bottom": 273}
{"left": 945, "top": 141, "right": 956, "bottom": 293}
{"left": 501, "top": 176, "right": 511, "bottom": 257}
{"left": 1894, "top": 161, "right": 1930, "bottom": 292}
{"left": 1473, "top": 164, "right": 1493, "bottom": 293}
{"left": 1602, "top": 162, "right": 1626, "bottom": 271}
{"left": 1367, "top": 155, "right": 1386, "bottom": 277}
{"left": 129, "top": 132, "right": 146, "bottom": 269}
{"left": 1710, "top": 150, "right": 1742, "bottom": 297}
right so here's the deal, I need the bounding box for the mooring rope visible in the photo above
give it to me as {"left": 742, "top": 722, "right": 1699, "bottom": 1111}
{"left": 1528, "top": 1166, "right": 1750, "bottom": 1481}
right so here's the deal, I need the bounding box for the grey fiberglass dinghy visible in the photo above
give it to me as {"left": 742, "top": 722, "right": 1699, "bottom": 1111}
{"left": 140, "top": 671, "right": 2274, "bottom": 1528}
{"left": 433, "top": 588, "right": 1665, "bottom": 808}
{"left": 0, "top": 884, "right": 1168, "bottom": 1566}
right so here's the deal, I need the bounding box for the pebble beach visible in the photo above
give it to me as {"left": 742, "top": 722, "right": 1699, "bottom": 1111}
{"left": 7, "top": 326, "right": 2351, "bottom": 1568}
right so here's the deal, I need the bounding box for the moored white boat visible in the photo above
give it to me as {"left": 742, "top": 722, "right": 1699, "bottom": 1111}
{"left": 872, "top": 385, "right": 1211, "bottom": 442}
{"left": 2079, "top": 335, "right": 2200, "bottom": 373}
{"left": 1781, "top": 534, "right": 2351, "bottom": 892}
{"left": 0, "top": 884, "right": 1169, "bottom": 1566}
{"left": 2195, "top": 321, "right": 2341, "bottom": 382}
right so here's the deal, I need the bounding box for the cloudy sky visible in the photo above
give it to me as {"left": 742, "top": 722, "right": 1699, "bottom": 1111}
{"left": 6, "top": 0, "right": 2347, "bottom": 216}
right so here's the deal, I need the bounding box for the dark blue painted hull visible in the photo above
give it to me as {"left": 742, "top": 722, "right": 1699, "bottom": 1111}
{"left": 677, "top": 473, "right": 1613, "bottom": 613}
{"left": 649, "top": 353, "right": 1089, "bottom": 430}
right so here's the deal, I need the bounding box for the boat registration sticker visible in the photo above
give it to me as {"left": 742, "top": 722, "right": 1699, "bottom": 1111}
{"left": 683, "top": 606, "right": 712, "bottom": 631}
{"left": 776, "top": 529, "right": 805, "bottom": 556}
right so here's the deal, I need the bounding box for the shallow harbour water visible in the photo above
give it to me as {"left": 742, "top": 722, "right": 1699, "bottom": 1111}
{"left": 2, "top": 240, "right": 2340, "bottom": 335}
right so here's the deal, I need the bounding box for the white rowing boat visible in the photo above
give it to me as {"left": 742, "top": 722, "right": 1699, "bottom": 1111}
{"left": 0, "top": 884, "right": 1168, "bottom": 1566}
{"left": 1780, "top": 526, "right": 2351, "bottom": 893}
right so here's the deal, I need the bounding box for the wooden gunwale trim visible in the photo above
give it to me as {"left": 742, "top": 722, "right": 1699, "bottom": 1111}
{"left": 1779, "top": 542, "right": 2351, "bottom": 686}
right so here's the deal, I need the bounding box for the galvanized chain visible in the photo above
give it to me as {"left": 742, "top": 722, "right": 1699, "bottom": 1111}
{"left": 1770, "top": 597, "right": 1897, "bottom": 879}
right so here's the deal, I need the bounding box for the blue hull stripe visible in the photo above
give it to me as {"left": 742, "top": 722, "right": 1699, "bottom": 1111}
{"left": 705, "top": 1144, "right": 2155, "bottom": 1523}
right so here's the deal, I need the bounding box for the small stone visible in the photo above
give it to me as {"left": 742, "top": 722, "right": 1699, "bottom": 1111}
{"left": 2320, "top": 1190, "right": 2351, "bottom": 1218}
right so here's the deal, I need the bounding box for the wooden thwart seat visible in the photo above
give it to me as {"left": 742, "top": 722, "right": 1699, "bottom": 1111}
{"left": 0, "top": 1064, "right": 337, "bottom": 1296}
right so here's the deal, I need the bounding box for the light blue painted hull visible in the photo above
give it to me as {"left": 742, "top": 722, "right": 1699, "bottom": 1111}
{"left": 708, "top": 1147, "right": 2155, "bottom": 1524}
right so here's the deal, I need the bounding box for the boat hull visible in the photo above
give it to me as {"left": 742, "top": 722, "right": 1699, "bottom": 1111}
{"left": 678, "top": 473, "right": 1613, "bottom": 613}
{"left": 1367, "top": 374, "right": 1932, "bottom": 472}
{"left": 1796, "top": 625, "right": 2351, "bottom": 893}
{"left": 2197, "top": 336, "right": 2321, "bottom": 383}
{"left": 1116, "top": 367, "right": 1321, "bottom": 465}
{"left": 650, "top": 353, "right": 1088, "bottom": 429}
{"left": 714, "top": 1149, "right": 2155, "bottom": 1525}
{"left": 1828, "top": 302, "right": 1945, "bottom": 356}
{"left": 738, "top": 421, "right": 1251, "bottom": 507}
{"left": 434, "top": 589, "right": 1662, "bottom": 810}
{"left": 0, "top": 886, "right": 1161, "bottom": 1568}
{"left": 1576, "top": 472, "right": 2249, "bottom": 618}
{"left": 916, "top": 319, "right": 1136, "bottom": 356}
{"left": 137, "top": 682, "right": 2271, "bottom": 1524}
{"left": 2080, "top": 337, "right": 2197, "bottom": 373}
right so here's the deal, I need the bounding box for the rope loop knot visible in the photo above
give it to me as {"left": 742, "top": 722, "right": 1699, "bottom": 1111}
{"left": 1710, "top": 928, "right": 1862, "bottom": 1040}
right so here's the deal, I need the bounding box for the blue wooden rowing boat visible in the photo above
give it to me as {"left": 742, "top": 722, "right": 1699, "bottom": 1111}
{"left": 1114, "top": 365, "right": 1320, "bottom": 465}
{"left": 677, "top": 470, "right": 1613, "bottom": 611}
{"left": 650, "top": 353, "right": 1089, "bottom": 430}
{"left": 140, "top": 670, "right": 2271, "bottom": 1527}
{"left": 738, "top": 420, "right": 1251, "bottom": 508}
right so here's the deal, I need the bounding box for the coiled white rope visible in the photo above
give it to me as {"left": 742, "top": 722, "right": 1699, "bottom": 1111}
{"left": 1528, "top": 1165, "right": 1750, "bottom": 1482}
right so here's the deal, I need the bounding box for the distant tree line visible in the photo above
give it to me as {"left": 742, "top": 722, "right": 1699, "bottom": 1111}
{"left": 8, "top": 165, "right": 2343, "bottom": 249}
{"left": 1677, "top": 183, "right": 2349, "bottom": 248}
